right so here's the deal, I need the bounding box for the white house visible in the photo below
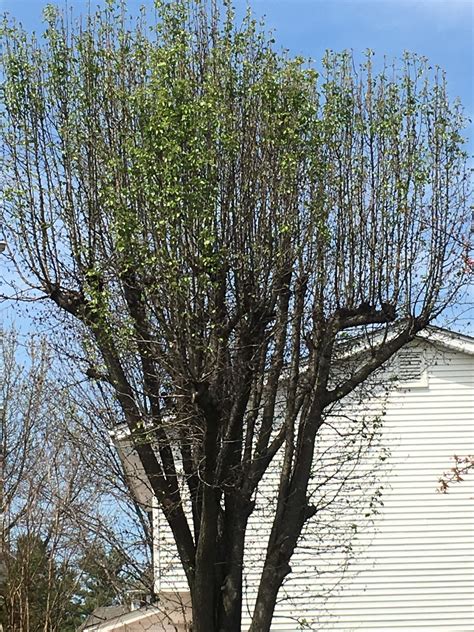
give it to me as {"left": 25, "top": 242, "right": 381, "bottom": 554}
{"left": 113, "top": 326, "right": 474, "bottom": 632}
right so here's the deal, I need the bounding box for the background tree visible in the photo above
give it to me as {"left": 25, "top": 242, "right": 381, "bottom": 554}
{"left": 0, "top": 330, "right": 152, "bottom": 631}
{"left": 76, "top": 543, "right": 130, "bottom": 621}
{"left": 0, "top": 1, "right": 471, "bottom": 631}
{"left": 1, "top": 534, "right": 79, "bottom": 632}
{"left": 0, "top": 332, "right": 84, "bottom": 631}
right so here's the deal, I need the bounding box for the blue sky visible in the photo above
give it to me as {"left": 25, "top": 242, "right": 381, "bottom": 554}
{"left": 1, "top": 0, "right": 473, "bottom": 330}
{"left": 2, "top": 0, "right": 472, "bottom": 111}
{"left": 2, "top": 0, "right": 472, "bottom": 130}
{"left": 2, "top": 1, "right": 472, "bottom": 157}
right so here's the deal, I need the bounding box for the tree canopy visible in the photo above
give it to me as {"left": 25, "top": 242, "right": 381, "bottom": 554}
{"left": 0, "top": 1, "right": 471, "bottom": 631}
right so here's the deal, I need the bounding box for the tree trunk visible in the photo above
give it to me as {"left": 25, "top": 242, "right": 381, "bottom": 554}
{"left": 248, "top": 555, "right": 292, "bottom": 632}
{"left": 217, "top": 493, "right": 253, "bottom": 632}
{"left": 192, "top": 486, "right": 220, "bottom": 632}
{"left": 248, "top": 403, "right": 325, "bottom": 632}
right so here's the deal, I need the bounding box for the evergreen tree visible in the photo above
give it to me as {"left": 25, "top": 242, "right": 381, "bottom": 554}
{"left": 75, "top": 542, "right": 138, "bottom": 619}
{"left": 0, "top": 534, "right": 80, "bottom": 632}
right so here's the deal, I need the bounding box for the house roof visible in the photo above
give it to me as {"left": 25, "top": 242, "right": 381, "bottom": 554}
{"left": 77, "top": 593, "right": 191, "bottom": 632}
{"left": 333, "top": 324, "right": 474, "bottom": 361}
{"left": 417, "top": 325, "right": 474, "bottom": 355}
{"left": 77, "top": 606, "right": 129, "bottom": 631}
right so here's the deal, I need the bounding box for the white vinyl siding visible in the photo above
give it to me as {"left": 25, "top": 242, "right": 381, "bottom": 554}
{"left": 290, "top": 345, "right": 474, "bottom": 632}
{"left": 155, "top": 339, "right": 474, "bottom": 632}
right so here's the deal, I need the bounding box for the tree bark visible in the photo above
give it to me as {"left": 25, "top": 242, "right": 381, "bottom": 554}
{"left": 217, "top": 493, "right": 253, "bottom": 632}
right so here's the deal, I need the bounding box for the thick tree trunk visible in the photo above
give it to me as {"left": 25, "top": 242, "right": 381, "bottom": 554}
{"left": 218, "top": 494, "right": 253, "bottom": 632}
{"left": 191, "top": 490, "right": 252, "bottom": 632}
{"left": 191, "top": 486, "right": 220, "bottom": 632}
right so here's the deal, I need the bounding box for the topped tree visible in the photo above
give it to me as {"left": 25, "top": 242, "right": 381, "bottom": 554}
{"left": 1, "top": 1, "right": 471, "bottom": 630}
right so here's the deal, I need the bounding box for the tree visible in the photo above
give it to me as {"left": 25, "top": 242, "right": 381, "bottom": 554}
{"left": 0, "top": 331, "right": 152, "bottom": 630}
{"left": 72, "top": 540, "right": 149, "bottom": 625}
{"left": 0, "top": 332, "right": 84, "bottom": 631}
{"left": 0, "top": 1, "right": 471, "bottom": 630}
{"left": 1, "top": 534, "right": 79, "bottom": 632}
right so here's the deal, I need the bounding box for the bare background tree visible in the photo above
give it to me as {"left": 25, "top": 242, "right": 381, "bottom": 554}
{"left": 0, "top": 331, "right": 153, "bottom": 631}
{"left": 0, "top": 1, "right": 471, "bottom": 630}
